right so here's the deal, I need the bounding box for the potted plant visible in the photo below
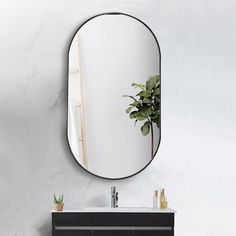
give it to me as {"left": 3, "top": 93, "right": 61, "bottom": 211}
{"left": 54, "top": 194, "right": 64, "bottom": 211}
{"left": 124, "top": 75, "right": 160, "bottom": 158}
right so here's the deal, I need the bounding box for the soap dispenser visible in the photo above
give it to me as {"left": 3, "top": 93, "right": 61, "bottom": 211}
{"left": 153, "top": 190, "right": 158, "bottom": 208}
{"left": 160, "top": 188, "right": 165, "bottom": 209}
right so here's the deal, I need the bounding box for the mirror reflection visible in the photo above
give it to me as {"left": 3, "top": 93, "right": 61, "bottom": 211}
{"left": 68, "top": 13, "right": 161, "bottom": 179}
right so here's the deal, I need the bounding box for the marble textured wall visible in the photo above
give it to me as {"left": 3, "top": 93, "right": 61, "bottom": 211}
{"left": 0, "top": 0, "right": 236, "bottom": 235}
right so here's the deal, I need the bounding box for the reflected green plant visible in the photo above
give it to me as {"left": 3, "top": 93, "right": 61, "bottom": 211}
{"left": 123, "top": 75, "right": 160, "bottom": 158}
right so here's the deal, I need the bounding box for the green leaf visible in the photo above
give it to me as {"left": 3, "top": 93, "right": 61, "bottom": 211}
{"left": 123, "top": 95, "right": 138, "bottom": 102}
{"left": 136, "top": 113, "right": 146, "bottom": 121}
{"left": 146, "top": 76, "right": 159, "bottom": 91}
{"left": 124, "top": 75, "right": 160, "bottom": 133}
{"left": 132, "top": 83, "right": 145, "bottom": 91}
{"left": 153, "top": 109, "right": 160, "bottom": 115}
{"left": 154, "top": 96, "right": 160, "bottom": 103}
{"left": 153, "top": 87, "right": 160, "bottom": 96}
{"left": 141, "top": 122, "right": 150, "bottom": 136}
{"left": 54, "top": 194, "right": 57, "bottom": 204}
{"left": 152, "top": 114, "right": 160, "bottom": 128}
{"left": 129, "top": 111, "right": 146, "bottom": 120}
{"left": 140, "top": 107, "right": 153, "bottom": 116}
{"left": 154, "top": 96, "right": 160, "bottom": 106}
{"left": 143, "top": 97, "right": 152, "bottom": 104}
{"left": 137, "top": 91, "right": 151, "bottom": 97}
{"left": 125, "top": 107, "right": 133, "bottom": 113}
{"left": 54, "top": 194, "right": 63, "bottom": 204}
{"left": 130, "top": 101, "right": 141, "bottom": 108}
{"left": 150, "top": 113, "right": 158, "bottom": 119}
{"left": 129, "top": 111, "right": 138, "bottom": 119}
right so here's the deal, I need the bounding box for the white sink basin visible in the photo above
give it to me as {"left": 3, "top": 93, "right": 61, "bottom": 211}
{"left": 52, "top": 207, "right": 175, "bottom": 213}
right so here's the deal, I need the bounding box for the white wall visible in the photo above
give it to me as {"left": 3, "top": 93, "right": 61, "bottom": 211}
{"left": 0, "top": 0, "right": 236, "bottom": 235}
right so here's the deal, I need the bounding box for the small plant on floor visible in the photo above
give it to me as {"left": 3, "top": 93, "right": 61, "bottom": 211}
{"left": 123, "top": 75, "right": 160, "bottom": 158}
{"left": 54, "top": 193, "right": 64, "bottom": 211}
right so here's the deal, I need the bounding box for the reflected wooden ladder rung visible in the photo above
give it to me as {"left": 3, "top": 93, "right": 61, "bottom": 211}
{"left": 69, "top": 36, "right": 88, "bottom": 169}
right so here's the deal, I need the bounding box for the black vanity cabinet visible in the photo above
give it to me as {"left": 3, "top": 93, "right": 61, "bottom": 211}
{"left": 52, "top": 209, "right": 175, "bottom": 236}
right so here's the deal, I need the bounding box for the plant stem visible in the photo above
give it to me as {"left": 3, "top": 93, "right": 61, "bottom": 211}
{"left": 150, "top": 122, "right": 154, "bottom": 158}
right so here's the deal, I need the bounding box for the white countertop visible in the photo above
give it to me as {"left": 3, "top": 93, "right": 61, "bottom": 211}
{"left": 52, "top": 207, "right": 175, "bottom": 213}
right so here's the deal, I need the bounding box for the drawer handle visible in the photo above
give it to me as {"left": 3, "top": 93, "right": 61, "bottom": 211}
{"left": 55, "top": 226, "right": 172, "bottom": 231}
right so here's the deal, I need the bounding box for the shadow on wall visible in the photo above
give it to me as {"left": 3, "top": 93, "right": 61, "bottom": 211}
{"left": 37, "top": 216, "right": 51, "bottom": 236}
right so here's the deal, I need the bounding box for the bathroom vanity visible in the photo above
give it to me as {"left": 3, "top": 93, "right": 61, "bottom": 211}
{"left": 52, "top": 208, "right": 175, "bottom": 236}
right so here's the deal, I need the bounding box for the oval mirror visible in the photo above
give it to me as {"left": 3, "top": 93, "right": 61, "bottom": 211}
{"left": 68, "top": 13, "right": 161, "bottom": 179}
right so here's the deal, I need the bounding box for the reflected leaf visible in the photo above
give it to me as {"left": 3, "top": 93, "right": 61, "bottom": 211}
{"left": 130, "top": 101, "right": 141, "bottom": 108}
{"left": 140, "top": 107, "right": 152, "bottom": 116}
{"left": 143, "top": 97, "right": 152, "bottom": 104}
{"left": 136, "top": 113, "right": 146, "bottom": 121}
{"left": 141, "top": 122, "right": 150, "bottom": 136}
{"left": 153, "top": 87, "right": 160, "bottom": 96}
{"left": 130, "top": 111, "right": 146, "bottom": 121}
{"left": 126, "top": 107, "right": 133, "bottom": 113}
{"left": 132, "top": 83, "right": 145, "bottom": 91}
{"left": 146, "top": 76, "right": 159, "bottom": 91}
{"left": 123, "top": 95, "right": 138, "bottom": 102}
{"left": 129, "top": 111, "right": 138, "bottom": 119}
{"left": 137, "top": 91, "right": 151, "bottom": 97}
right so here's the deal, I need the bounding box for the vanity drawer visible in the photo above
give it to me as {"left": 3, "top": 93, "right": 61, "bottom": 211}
{"left": 53, "top": 231, "right": 173, "bottom": 236}
{"left": 52, "top": 230, "right": 173, "bottom": 236}
{"left": 94, "top": 230, "right": 173, "bottom": 236}
{"left": 52, "top": 212, "right": 174, "bottom": 227}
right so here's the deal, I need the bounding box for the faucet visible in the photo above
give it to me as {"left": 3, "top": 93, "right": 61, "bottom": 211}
{"left": 111, "top": 186, "right": 118, "bottom": 208}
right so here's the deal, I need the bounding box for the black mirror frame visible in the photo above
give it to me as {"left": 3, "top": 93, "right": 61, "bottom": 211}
{"left": 66, "top": 12, "right": 161, "bottom": 180}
